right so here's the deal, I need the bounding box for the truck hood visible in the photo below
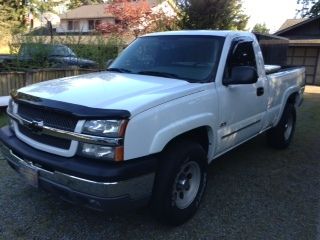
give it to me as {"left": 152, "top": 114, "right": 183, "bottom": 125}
{"left": 18, "top": 72, "right": 205, "bottom": 117}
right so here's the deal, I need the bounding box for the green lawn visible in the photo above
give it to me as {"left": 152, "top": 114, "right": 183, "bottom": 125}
{"left": 0, "top": 112, "right": 7, "bottom": 127}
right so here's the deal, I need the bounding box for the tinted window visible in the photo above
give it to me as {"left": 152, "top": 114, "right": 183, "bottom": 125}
{"left": 230, "top": 42, "right": 257, "bottom": 68}
{"left": 20, "top": 45, "right": 75, "bottom": 58}
{"left": 51, "top": 46, "right": 75, "bottom": 57}
{"left": 224, "top": 41, "right": 257, "bottom": 80}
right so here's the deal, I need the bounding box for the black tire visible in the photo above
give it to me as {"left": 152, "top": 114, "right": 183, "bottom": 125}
{"left": 151, "top": 140, "right": 208, "bottom": 226}
{"left": 267, "top": 104, "right": 296, "bottom": 149}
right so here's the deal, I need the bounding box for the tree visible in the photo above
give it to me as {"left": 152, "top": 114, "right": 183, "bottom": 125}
{"left": 297, "top": 0, "right": 320, "bottom": 18}
{"left": 67, "top": 0, "right": 105, "bottom": 9}
{"left": 252, "top": 23, "right": 270, "bottom": 34}
{"left": 0, "top": 0, "right": 26, "bottom": 29}
{"left": 0, "top": 0, "right": 62, "bottom": 46}
{"left": 176, "top": 0, "right": 249, "bottom": 30}
{"left": 97, "top": 0, "right": 178, "bottom": 37}
{"left": 0, "top": 0, "right": 62, "bottom": 28}
{"left": 309, "top": 2, "right": 320, "bottom": 17}
{"left": 30, "top": 0, "right": 63, "bottom": 15}
{"left": 0, "top": 3, "right": 21, "bottom": 46}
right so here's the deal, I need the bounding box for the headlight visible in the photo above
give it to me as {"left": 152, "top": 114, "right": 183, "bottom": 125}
{"left": 79, "top": 143, "right": 123, "bottom": 162}
{"left": 80, "top": 119, "right": 127, "bottom": 161}
{"left": 82, "top": 120, "right": 127, "bottom": 137}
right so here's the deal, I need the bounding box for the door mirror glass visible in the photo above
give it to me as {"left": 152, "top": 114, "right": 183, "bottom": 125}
{"left": 228, "top": 66, "right": 258, "bottom": 85}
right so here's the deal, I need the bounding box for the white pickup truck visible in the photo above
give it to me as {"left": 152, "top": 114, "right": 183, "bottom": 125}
{"left": 0, "top": 31, "right": 305, "bottom": 225}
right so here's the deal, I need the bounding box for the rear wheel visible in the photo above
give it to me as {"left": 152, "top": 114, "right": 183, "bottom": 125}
{"left": 152, "top": 140, "right": 208, "bottom": 226}
{"left": 267, "top": 104, "right": 296, "bottom": 149}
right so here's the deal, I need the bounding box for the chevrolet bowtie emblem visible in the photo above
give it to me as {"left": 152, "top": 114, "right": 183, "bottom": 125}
{"left": 26, "top": 120, "right": 44, "bottom": 133}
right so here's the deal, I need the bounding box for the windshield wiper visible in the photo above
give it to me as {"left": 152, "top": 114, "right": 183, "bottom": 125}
{"left": 137, "top": 71, "right": 181, "bottom": 79}
{"left": 107, "top": 67, "right": 132, "bottom": 73}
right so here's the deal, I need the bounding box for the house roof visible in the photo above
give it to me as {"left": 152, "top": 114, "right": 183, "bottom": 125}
{"left": 277, "top": 19, "right": 306, "bottom": 32}
{"left": 275, "top": 16, "right": 320, "bottom": 35}
{"left": 60, "top": 1, "right": 162, "bottom": 20}
{"left": 60, "top": 4, "right": 112, "bottom": 20}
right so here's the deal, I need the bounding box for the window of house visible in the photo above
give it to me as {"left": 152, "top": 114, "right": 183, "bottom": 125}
{"left": 88, "top": 20, "right": 94, "bottom": 30}
{"left": 67, "top": 20, "right": 80, "bottom": 31}
{"left": 88, "top": 19, "right": 102, "bottom": 30}
{"left": 95, "top": 20, "right": 101, "bottom": 27}
{"left": 67, "top": 21, "right": 73, "bottom": 31}
{"left": 73, "top": 21, "right": 79, "bottom": 31}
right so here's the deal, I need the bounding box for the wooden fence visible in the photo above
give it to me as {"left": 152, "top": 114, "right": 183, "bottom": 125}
{"left": 0, "top": 68, "right": 97, "bottom": 96}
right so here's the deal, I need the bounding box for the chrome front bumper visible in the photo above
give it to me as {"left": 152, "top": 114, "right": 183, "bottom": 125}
{"left": 0, "top": 143, "right": 155, "bottom": 210}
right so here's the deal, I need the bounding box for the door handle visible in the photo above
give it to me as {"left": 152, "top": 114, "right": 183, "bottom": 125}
{"left": 257, "top": 87, "right": 264, "bottom": 96}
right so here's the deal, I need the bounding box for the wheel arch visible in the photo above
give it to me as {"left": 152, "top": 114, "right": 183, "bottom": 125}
{"left": 275, "top": 88, "right": 300, "bottom": 126}
{"left": 160, "top": 126, "right": 214, "bottom": 161}
{"left": 287, "top": 91, "right": 299, "bottom": 106}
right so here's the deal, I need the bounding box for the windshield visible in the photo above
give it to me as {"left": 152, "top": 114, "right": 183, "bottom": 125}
{"left": 109, "top": 35, "right": 225, "bottom": 83}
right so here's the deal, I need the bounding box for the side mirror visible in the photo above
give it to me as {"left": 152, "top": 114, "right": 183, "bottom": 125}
{"left": 106, "top": 59, "right": 114, "bottom": 68}
{"left": 226, "top": 66, "right": 258, "bottom": 85}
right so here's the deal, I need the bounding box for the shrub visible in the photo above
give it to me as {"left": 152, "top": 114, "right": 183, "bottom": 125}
{"left": 4, "top": 32, "right": 124, "bottom": 71}
{"left": 58, "top": 34, "right": 124, "bottom": 69}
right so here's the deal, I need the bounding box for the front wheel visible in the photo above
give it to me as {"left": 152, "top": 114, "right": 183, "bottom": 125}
{"left": 267, "top": 104, "right": 296, "bottom": 149}
{"left": 151, "top": 140, "right": 208, "bottom": 226}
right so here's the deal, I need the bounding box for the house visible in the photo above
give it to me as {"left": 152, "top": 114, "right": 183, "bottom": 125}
{"left": 56, "top": 3, "right": 114, "bottom": 33}
{"left": 275, "top": 17, "right": 320, "bottom": 85}
{"left": 56, "top": 0, "right": 168, "bottom": 34}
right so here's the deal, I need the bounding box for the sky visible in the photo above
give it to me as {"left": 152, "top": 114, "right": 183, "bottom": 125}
{"left": 242, "top": 0, "right": 299, "bottom": 33}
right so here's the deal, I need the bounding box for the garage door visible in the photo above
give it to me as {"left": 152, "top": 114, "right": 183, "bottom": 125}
{"left": 287, "top": 47, "right": 320, "bottom": 85}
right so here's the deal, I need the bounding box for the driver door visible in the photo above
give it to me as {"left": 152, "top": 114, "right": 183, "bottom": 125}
{"left": 216, "top": 38, "right": 268, "bottom": 154}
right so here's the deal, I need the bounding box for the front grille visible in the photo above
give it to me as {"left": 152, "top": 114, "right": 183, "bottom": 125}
{"left": 18, "top": 125, "right": 71, "bottom": 150}
{"left": 18, "top": 104, "right": 78, "bottom": 131}
{"left": 16, "top": 103, "right": 77, "bottom": 150}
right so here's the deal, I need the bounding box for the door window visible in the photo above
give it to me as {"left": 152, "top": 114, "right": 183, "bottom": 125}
{"left": 224, "top": 41, "right": 257, "bottom": 80}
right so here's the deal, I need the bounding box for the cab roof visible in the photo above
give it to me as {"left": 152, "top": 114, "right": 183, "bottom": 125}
{"left": 143, "top": 30, "right": 255, "bottom": 38}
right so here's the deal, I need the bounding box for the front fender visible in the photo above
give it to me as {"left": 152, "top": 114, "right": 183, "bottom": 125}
{"left": 149, "top": 113, "right": 215, "bottom": 154}
{"left": 123, "top": 89, "right": 218, "bottom": 160}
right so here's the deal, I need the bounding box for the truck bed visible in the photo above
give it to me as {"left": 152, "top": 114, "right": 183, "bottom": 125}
{"left": 266, "top": 66, "right": 305, "bottom": 125}
{"left": 266, "top": 66, "right": 305, "bottom": 76}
